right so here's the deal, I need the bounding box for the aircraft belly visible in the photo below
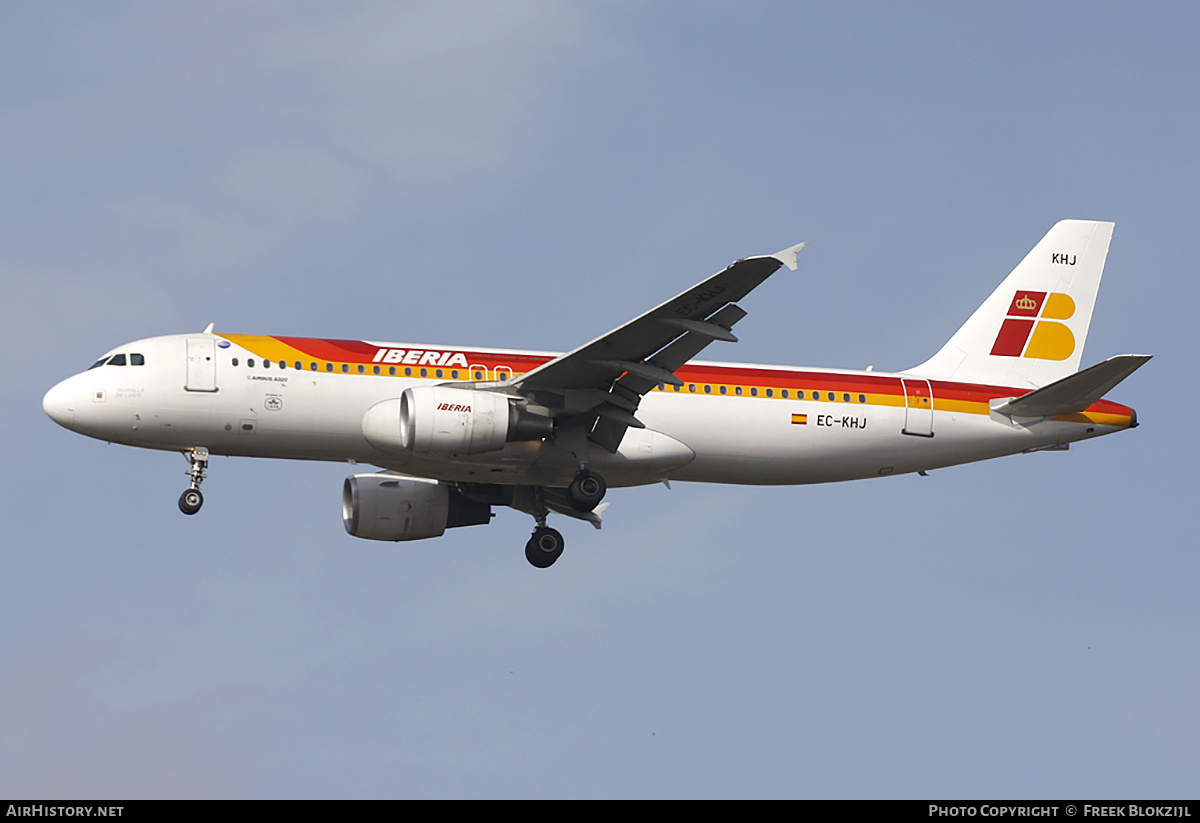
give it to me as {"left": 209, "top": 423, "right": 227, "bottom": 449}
{"left": 642, "top": 393, "right": 1106, "bottom": 485}
{"left": 641, "top": 393, "right": 902, "bottom": 483}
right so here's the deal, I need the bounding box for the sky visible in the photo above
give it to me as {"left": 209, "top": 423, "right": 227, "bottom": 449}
{"left": 1, "top": 1, "right": 1195, "bottom": 799}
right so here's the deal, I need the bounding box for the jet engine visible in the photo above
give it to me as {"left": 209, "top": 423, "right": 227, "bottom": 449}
{"left": 362, "top": 386, "right": 554, "bottom": 456}
{"left": 342, "top": 473, "right": 491, "bottom": 541}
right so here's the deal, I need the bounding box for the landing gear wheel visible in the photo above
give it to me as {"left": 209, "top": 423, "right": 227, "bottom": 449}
{"left": 178, "top": 488, "right": 204, "bottom": 515}
{"left": 525, "top": 526, "right": 564, "bottom": 568}
{"left": 180, "top": 447, "right": 210, "bottom": 515}
{"left": 566, "top": 470, "right": 607, "bottom": 512}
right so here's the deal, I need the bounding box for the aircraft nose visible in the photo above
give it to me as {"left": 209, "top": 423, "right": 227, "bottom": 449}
{"left": 43, "top": 379, "right": 77, "bottom": 429}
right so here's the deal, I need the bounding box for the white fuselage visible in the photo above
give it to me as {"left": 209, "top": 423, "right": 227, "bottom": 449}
{"left": 42, "top": 332, "right": 1134, "bottom": 490}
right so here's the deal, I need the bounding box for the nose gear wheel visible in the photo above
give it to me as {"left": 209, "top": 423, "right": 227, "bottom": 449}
{"left": 179, "top": 447, "right": 210, "bottom": 515}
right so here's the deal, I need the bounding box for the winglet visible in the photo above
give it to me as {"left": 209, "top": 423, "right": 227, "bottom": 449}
{"left": 770, "top": 242, "right": 806, "bottom": 272}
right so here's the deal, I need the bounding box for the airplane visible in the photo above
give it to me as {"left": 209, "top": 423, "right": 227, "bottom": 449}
{"left": 43, "top": 219, "right": 1148, "bottom": 568}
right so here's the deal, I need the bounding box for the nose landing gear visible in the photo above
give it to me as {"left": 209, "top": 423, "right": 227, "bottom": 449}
{"left": 178, "top": 447, "right": 209, "bottom": 515}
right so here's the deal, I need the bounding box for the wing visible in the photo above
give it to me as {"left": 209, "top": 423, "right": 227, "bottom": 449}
{"left": 512, "top": 242, "right": 805, "bottom": 451}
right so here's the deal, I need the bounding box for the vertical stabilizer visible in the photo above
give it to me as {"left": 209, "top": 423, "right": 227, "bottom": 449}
{"left": 909, "top": 220, "right": 1114, "bottom": 389}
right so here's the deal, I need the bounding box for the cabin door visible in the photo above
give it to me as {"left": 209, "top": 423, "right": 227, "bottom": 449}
{"left": 185, "top": 338, "right": 218, "bottom": 392}
{"left": 901, "top": 378, "right": 933, "bottom": 437}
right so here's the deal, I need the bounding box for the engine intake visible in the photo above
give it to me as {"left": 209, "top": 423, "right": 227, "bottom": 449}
{"left": 342, "top": 473, "right": 491, "bottom": 541}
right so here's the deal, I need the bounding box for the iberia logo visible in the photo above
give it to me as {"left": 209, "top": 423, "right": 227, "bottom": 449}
{"left": 990, "top": 291, "right": 1076, "bottom": 361}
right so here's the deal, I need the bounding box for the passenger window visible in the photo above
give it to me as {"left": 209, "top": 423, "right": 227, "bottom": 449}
{"left": 310, "top": 362, "right": 317, "bottom": 371}
{"left": 357, "top": 365, "right": 365, "bottom": 374}
{"left": 765, "top": 388, "right": 773, "bottom": 398}
{"left": 688, "top": 384, "right": 696, "bottom": 393}
{"left": 108, "top": 354, "right": 127, "bottom": 366}
{"left": 341, "top": 364, "right": 349, "bottom": 373}
{"left": 781, "top": 389, "right": 789, "bottom": 398}
{"left": 279, "top": 360, "right": 287, "bottom": 369}
{"left": 388, "top": 366, "right": 396, "bottom": 375}
{"left": 843, "top": 393, "right": 851, "bottom": 402}
{"left": 735, "top": 386, "right": 743, "bottom": 396}
{"left": 858, "top": 394, "right": 866, "bottom": 403}
{"left": 420, "top": 368, "right": 428, "bottom": 377}
{"left": 718, "top": 385, "right": 726, "bottom": 395}
{"left": 435, "top": 369, "right": 444, "bottom": 378}
{"left": 264, "top": 360, "right": 271, "bottom": 369}
{"left": 797, "top": 390, "right": 804, "bottom": 399}
{"left": 325, "top": 363, "right": 333, "bottom": 372}
{"left": 232, "top": 358, "right": 239, "bottom": 367}
{"left": 750, "top": 387, "right": 758, "bottom": 397}
{"left": 474, "top": 370, "right": 484, "bottom": 380}
{"left": 373, "top": 365, "right": 381, "bottom": 375}
{"left": 827, "top": 392, "right": 835, "bottom": 401}
{"left": 294, "top": 361, "right": 302, "bottom": 370}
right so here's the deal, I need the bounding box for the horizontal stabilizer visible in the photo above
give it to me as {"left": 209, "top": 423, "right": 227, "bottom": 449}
{"left": 991, "top": 354, "right": 1151, "bottom": 418}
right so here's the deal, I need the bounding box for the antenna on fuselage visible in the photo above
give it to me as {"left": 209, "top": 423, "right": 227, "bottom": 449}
{"left": 203, "top": 323, "right": 214, "bottom": 334}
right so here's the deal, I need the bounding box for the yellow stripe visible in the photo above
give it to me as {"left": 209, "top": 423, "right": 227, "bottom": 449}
{"left": 1051, "top": 411, "right": 1132, "bottom": 427}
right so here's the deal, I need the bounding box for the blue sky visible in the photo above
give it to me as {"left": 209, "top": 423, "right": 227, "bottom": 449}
{"left": 2, "top": 1, "right": 1194, "bottom": 798}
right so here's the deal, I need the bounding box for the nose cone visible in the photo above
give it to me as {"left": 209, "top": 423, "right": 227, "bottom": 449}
{"left": 43, "top": 379, "right": 77, "bottom": 429}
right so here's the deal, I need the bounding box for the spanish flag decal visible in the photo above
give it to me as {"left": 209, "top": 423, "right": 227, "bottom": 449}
{"left": 791, "top": 413, "right": 808, "bottom": 425}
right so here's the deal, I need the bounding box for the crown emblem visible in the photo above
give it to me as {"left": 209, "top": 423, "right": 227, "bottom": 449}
{"left": 1015, "top": 295, "right": 1037, "bottom": 311}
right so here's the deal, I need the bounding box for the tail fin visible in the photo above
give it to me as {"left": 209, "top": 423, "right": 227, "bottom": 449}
{"left": 910, "top": 220, "right": 1115, "bottom": 388}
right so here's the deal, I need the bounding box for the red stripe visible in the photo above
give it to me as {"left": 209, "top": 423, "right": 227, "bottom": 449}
{"left": 243, "top": 337, "right": 1133, "bottom": 421}
{"left": 990, "top": 318, "right": 1034, "bottom": 356}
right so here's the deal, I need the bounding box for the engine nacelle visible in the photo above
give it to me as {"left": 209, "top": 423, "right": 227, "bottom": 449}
{"left": 400, "top": 386, "right": 509, "bottom": 454}
{"left": 361, "top": 386, "right": 554, "bottom": 456}
{"left": 342, "top": 473, "right": 491, "bottom": 541}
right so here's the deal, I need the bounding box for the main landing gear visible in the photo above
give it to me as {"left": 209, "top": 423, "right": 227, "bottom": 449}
{"left": 566, "top": 469, "right": 606, "bottom": 513}
{"left": 525, "top": 526, "right": 564, "bottom": 569}
{"left": 178, "top": 447, "right": 209, "bottom": 515}
{"left": 524, "top": 486, "right": 562, "bottom": 568}
{"left": 523, "top": 469, "right": 607, "bottom": 568}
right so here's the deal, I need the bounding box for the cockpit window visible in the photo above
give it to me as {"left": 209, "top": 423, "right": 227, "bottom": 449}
{"left": 87, "top": 352, "right": 145, "bottom": 369}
